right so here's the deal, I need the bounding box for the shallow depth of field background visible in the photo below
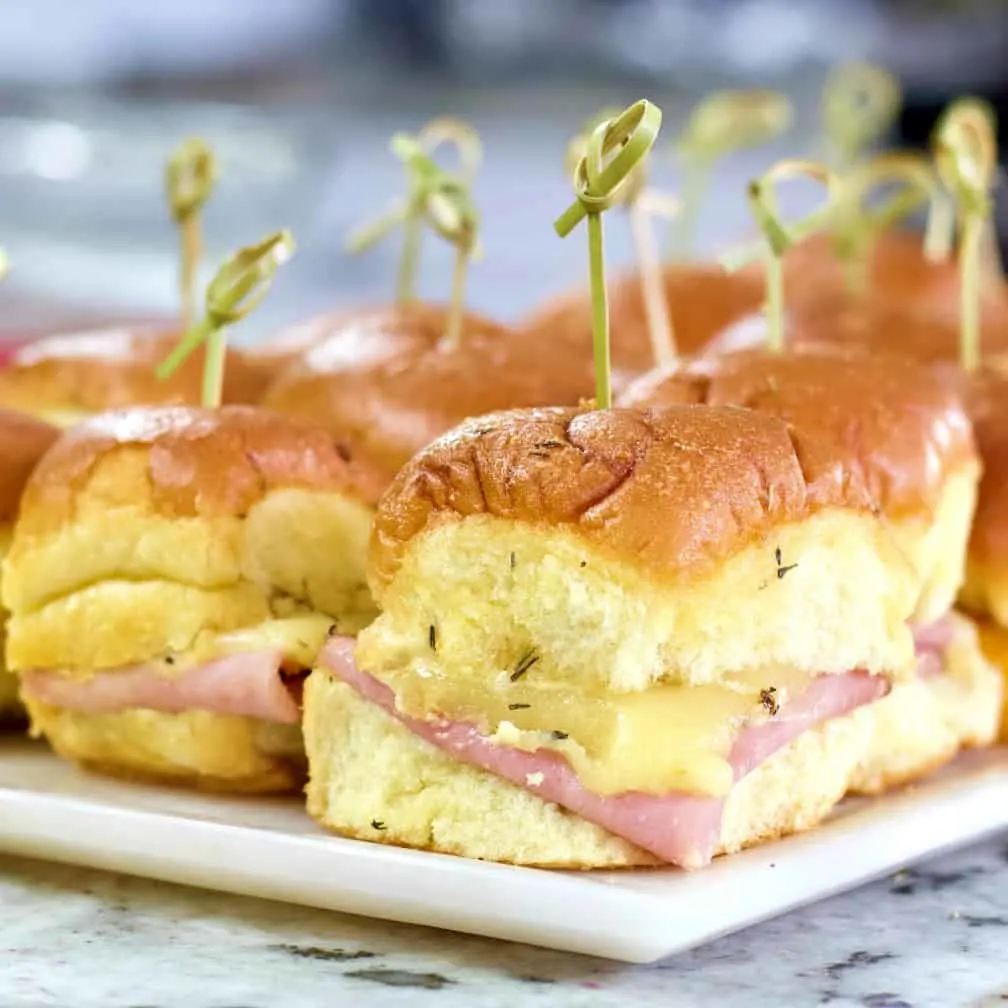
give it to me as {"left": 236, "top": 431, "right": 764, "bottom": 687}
{"left": 0, "top": 0, "right": 1005, "bottom": 341}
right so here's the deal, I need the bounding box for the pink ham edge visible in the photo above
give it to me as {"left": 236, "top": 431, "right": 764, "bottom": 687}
{"left": 319, "top": 637, "right": 893, "bottom": 868}
{"left": 20, "top": 650, "right": 301, "bottom": 724}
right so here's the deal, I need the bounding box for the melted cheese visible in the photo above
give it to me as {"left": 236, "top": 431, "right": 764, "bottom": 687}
{"left": 382, "top": 662, "right": 816, "bottom": 798}
{"left": 212, "top": 614, "right": 336, "bottom": 669}
{"left": 158, "top": 614, "right": 336, "bottom": 673}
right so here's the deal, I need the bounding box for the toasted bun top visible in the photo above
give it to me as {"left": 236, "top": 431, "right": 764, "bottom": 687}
{"left": 619, "top": 346, "right": 976, "bottom": 518}
{"left": 18, "top": 404, "right": 377, "bottom": 538}
{"left": 370, "top": 404, "right": 877, "bottom": 593}
{"left": 259, "top": 303, "right": 584, "bottom": 494}
{"left": 706, "top": 294, "right": 1008, "bottom": 375}
{"left": 774, "top": 230, "right": 963, "bottom": 312}
{"left": 0, "top": 409, "right": 60, "bottom": 524}
{"left": 520, "top": 263, "right": 766, "bottom": 381}
{"left": 0, "top": 326, "right": 272, "bottom": 416}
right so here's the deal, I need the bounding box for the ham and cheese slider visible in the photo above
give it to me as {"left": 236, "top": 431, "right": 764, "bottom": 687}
{"left": 0, "top": 409, "right": 60, "bottom": 719}
{"left": 306, "top": 404, "right": 921, "bottom": 868}
{"left": 0, "top": 326, "right": 272, "bottom": 428}
{"left": 621, "top": 348, "right": 1001, "bottom": 786}
{"left": 0, "top": 405, "right": 375, "bottom": 790}
{"left": 260, "top": 302, "right": 590, "bottom": 486}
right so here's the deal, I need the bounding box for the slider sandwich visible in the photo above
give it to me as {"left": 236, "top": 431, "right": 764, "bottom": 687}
{"left": 621, "top": 348, "right": 1001, "bottom": 788}
{"left": 0, "top": 409, "right": 60, "bottom": 719}
{"left": 0, "top": 405, "right": 376, "bottom": 790}
{"left": 260, "top": 302, "right": 584, "bottom": 488}
{"left": 305, "top": 404, "right": 923, "bottom": 868}
{"left": 0, "top": 326, "right": 271, "bottom": 428}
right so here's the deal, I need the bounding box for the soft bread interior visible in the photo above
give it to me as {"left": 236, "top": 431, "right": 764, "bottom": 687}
{"left": 23, "top": 699, "right": 304, "bottom": 793}
{"left": 851, "top": 611, "right": 1002, "bottom": 792}
{"left": 303, "top": 669, "right": 873, "bottom": 868}
{"left": 3, "top": 484, "right": 376, "bottom": 673}
{"left": 4, "top": 464, "right": 376, "bottom": 627}
{"left": 891, "top": 466, "right": 978, "bottom": 626}
{"left": 360, "top": 510, "right": 919, "bottom": 694}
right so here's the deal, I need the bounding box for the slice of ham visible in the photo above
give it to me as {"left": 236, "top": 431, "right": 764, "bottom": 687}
{"left": 20, "top": 651, "right": 302, "bottom": 724}
{"left": 319, "top": 637, "right": 891, "bottom": 868}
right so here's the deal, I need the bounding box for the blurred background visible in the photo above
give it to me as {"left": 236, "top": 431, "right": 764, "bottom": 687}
{"left": 0, "top": 0, "right": 1006, "bottom": 343}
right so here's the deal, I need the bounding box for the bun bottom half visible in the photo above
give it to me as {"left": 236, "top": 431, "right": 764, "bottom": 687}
{"left": 303, "top": 619, "right": 999, "bottom": 868}
{"left": 24, "top": 699, "right": 305, "bottom": 793}
{"left": 303, "top": 672, "right": 873, "bottom": 868}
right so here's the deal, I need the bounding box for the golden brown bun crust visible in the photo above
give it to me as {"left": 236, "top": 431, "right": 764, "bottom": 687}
{"left": 619, "top": 346, "right": 976, "bottom": 519}
{"left": 0, "top": 326, "right": 272, "bottom": 414}
{"left": 776, "top": 231, "right": 963, "bottom": 313}
{"left": 520, "top": 263, "right": 766, "bottom": 380}
{"left": 18, "top": 404, "right": 378, "bottom": 539}
{"left": 0, "top": 410, "right": 60, "bottom": 522}
{"left": 260, "top": 303, "right": 579, "bottom": 495}
{"left": 370, "top": 404, "right": 875, "bottom": 593}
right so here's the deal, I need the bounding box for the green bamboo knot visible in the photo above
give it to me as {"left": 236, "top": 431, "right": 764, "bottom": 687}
{"left": 554, "top": 99, "right": 663, "bottom": 408}
{"left": 677, "top": 90, "right": 793, "bottom": 162}
{"left": 932, "top": 98, "right": 998, "bottom": 372}
{"left": 821, "top": 61, "right": 902, "bottom": 170}
{"left": 165, "top": 137, "right": 217, "bottom": 330}
{"left": 831, "top": 152, "right": 946, "bottom": 291}
{"left": 157, "top": 229, "right": 296, "bottom": 408}
{"left": 346, "top": 120, "right": 483, "bottom": 311}
{"left": 671, "top": 90, "right": 793, "bottom": 258}
{"left": 566, "top": 108, "right": 678, "bottom": 366}
{"left": 725, "top": 159, "right": 840, "bottom": 353}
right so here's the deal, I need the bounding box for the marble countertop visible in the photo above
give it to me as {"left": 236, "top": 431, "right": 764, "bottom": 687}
{"left": 2, "top": 836, "right": 1006, "bottom": 1008}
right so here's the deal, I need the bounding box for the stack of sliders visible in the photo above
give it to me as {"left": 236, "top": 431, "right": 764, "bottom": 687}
{"left": 0, "top": 235, "right": 379, "bottom": 791}
{"left": 301, "top": 100, "right": 984, "bottom": 869}
{"left": 0, "top": 410, "right": 60, "bottom": 719}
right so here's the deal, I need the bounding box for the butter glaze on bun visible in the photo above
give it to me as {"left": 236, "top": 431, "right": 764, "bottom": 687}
{"left": 2, "top": 405, "right": 378, "bottom": 788}
{"left": 260, "top": 303, "right": 588, "bottom": 498}
{"left": 518, "top": 263, "right": 766, "bottom": 385}
{"left": 619, "top": 346, "right": 979, "bottom": 624}
{"left": 0, "top": 326, "right": 272, "bottom": 425}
